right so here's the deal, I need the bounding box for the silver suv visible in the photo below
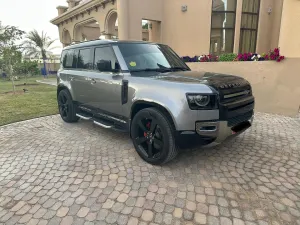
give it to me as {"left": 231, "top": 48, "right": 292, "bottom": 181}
{"left": 57, "top": 40, "right": 255, "bottom": 165}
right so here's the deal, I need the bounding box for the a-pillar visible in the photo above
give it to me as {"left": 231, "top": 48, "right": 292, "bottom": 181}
{"left": 148, "top": 21, "right": 161, "bottom": 43}
{"left": 117, "top": 0, "right": 129, "bottom": 40}
{"left": 278, "top": 0, "right": 300, "bottom": 58}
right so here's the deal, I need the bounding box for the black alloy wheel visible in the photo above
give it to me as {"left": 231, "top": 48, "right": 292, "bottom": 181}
{"left": 131, "top": 108, "right": 178, "bottom": 165}
{"left": 57, "top": 89, "right": 79, "bottom": 123}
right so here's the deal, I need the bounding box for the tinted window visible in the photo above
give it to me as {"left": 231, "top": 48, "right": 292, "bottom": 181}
{"left": 77, "top": 48, "right": 92, "bottom": 69}
{"left": 62, "top": 50, "right": 78, "bottom": 69}
{"left": 61, "top": 51, "right": 67, "bottom": 68}
{"left": 94, "top": 47, "right": 119, "bottom": 72}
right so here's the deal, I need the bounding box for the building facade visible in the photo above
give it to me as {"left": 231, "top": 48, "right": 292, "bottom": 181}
{"left": 51, "top": 0, "right": 300, "bottom": 58}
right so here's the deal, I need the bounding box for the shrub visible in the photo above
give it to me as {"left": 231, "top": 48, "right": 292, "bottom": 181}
{"left": 182, "top": 56, "right": 200, "bottom": 63}
{"left": 269, "top": 48, "right": 285, "bottom": 62}
{"left": 219, "top": 53, "right": 237, "bottom": 62}
{"left": 199, "top": 54, "right": 219, "bottom": 62}
{"left": 13, "top": 60, "right": 40, "bottom": 76}
{"left": 182, "top": 47, "right": 285, "bottom": 63}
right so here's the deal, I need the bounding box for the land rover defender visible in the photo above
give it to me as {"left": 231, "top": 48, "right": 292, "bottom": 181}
{"left": 57, "top": 40, "right": 254, "bottom": 165}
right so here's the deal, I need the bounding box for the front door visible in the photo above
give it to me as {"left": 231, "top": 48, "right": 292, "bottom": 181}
{"left": 86, "top": 46, "right": 124, "bottom": 116}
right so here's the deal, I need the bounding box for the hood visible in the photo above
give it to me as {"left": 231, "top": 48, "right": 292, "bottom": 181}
{"left": 151, "top": 71, "right": 250, "bottom": 91}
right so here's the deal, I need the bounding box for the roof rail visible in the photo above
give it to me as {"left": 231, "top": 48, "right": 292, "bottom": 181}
{"left": 70, "top": 38, "right": 103, "bottom": 45}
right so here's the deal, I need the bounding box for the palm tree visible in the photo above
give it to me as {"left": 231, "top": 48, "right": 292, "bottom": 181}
{"left": 22, "top": 30, "right": 57, "bottom": 77}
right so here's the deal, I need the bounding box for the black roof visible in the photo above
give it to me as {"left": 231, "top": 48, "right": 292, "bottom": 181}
{"left": 63, "top": 39, "right": 153, "bottom": 50}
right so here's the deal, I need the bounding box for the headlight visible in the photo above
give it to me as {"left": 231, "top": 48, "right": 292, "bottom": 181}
{"left": 186, "top": 94, "right": 217, "bottom": 110}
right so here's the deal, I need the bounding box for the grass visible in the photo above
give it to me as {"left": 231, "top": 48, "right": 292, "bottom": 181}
{"left": 0, "top": 76, "right": 58, "bottom": 126}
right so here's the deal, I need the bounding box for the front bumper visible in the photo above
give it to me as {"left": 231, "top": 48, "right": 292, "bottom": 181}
{"left": 175, "top": 116, "right": 254, "bottom": 149}
{"left": 196, "top": 115, "right": 254, "bottom": 145}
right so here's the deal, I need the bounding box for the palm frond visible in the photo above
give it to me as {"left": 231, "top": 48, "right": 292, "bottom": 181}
{"left": 22, "top": 29, "right": 57, "bottom": 60}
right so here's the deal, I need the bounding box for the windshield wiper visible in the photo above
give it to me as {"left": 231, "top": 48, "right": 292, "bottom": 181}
{"left": 157, "top": 63, "right": 189, "bottom": 72}
{"left": 170, "top": 66, "right": 189, "bottom": 71}
{"left": 130, "top": 68, "right": 172, "bottom": 73}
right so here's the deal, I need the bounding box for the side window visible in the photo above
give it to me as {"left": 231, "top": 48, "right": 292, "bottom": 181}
{"left": 61, "top": 51, "right": 67, "bottom": 68}
{"left": 63, "top": 50, "right": 77, "bottom": 69}
{"left": 72, "top": 50, "right": 78, "bottom": 68}
{"left": 77, "top": 48, "right": 92, "bottom": 69}
{"left": 94, "top": 47, "right": 119, "bottom": 72}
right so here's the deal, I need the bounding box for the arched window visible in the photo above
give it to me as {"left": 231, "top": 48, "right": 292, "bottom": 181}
{"left": 210, "top": 0, "right": 237, "bottom": 55}
{"left": 239, "top": 0, "right": 260, "bottom": 53}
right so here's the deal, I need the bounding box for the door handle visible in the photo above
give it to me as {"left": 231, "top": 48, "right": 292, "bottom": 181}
{"left": 91, "top": 79, "right": 96, "bottom": 84}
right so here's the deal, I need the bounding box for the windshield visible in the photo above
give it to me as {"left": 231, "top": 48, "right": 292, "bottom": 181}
{"left": 117, "top": 43, "right": 190, "bottom": 74}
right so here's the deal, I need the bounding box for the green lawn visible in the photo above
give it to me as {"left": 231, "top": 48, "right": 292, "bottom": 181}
{"left": 0, "top": 77, "right": 58, "bottom": 126}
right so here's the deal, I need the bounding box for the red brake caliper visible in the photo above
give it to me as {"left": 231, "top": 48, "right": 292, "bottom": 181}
{"left": 144, "top": 122, "right": 151, "bottom": 137}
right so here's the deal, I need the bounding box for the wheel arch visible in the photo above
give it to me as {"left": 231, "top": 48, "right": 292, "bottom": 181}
{"left": 130, "top": 100, "right": 177, "bottom": 131}
{"left": 57, "top": 84, "right": 72, "bottom": 98}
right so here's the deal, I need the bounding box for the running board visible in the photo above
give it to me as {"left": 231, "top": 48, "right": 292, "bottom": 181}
{"left": 76, "top": 112, "right": 126, "bottom": 131}
{"left": 76, "top": 113, "right": 92, "bottom": 120}
{"left": 93, "top": 120, "right": 113, "bottom": 129}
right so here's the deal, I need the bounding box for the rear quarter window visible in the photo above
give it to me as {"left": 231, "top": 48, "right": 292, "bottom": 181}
{"left": 61, "top": 50, "right": 78, "bottom": 69}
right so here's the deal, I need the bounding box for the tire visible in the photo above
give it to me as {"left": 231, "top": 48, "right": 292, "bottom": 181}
{"left": 57, "top": 89, "right": 79, "bottom": 123}
{"left": 131, "top": 107, "right": 178, "bottom": 165}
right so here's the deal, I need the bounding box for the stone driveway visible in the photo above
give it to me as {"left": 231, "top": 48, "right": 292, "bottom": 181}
{"left": 0, "top": 113, "right": 299, "bottom": 225}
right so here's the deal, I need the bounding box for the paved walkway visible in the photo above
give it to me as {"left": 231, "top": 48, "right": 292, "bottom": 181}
{"left": 36, "top": 79, "right": 57, "bottom": 86}
{"left": 0, "top": 113, "right": 299, "bottom": 225}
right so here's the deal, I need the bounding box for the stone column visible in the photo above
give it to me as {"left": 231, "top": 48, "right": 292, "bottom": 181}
{"left": 233, "top": 0, "right": 243, "bottom": 53}
{"left": 117, "top": 0, "right": 129, "bottom": 40}
{"left": 279, "top": 0, "right": 300, "bottom": 58}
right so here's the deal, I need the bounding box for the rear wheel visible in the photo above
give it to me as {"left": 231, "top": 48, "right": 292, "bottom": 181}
{"left": 131, "top": 108, "right": 178, "bottom": 165}
{"left": 57, "top": 89, "right": 79, "bottom": 123}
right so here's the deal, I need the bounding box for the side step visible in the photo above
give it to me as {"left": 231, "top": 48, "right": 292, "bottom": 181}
{"left": 76, "top": 113, "right": 91, "bottom": 120}
{"left": 93, "top": 120, "right": 113, "bottom": 129}
{"left": 76, "top": 113, "right": 127, "bottom": 132}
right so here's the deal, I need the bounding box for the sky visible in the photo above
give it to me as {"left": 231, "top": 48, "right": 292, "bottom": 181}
{"left": 0, "top": 0, "right": 67, "bottom": 54}
{"left": 0, "top": 0, "right": 148, "bottom": 55}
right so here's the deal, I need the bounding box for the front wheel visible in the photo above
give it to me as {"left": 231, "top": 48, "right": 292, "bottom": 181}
{"left": 131, "top": 108, "right": 178, "bottom": 165}
{"left": 57, "top": 89, "right": 79, "bottom": 123}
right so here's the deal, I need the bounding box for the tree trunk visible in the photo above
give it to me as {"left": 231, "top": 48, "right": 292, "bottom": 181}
{"left": 11, "top": 77, "right": 16, "bottom": 94}
{"left": 9, "top": 60, "right": 15, "bottom": 94}
{"left": 43, "top": 59, "right": 47, "bottom": 78}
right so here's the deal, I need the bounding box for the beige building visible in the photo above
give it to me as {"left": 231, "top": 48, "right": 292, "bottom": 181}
{"left": 51, "top": 0, "right": 300, "bottom": 58}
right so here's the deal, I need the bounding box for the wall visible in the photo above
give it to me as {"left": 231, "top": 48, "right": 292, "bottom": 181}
{"left": 256, "top": 0, "right": 283, "bottom": 53}
{"left": 279, "top": 0, "right": 300, "bottom": 58}
{"left": 187, "top": 59, "right": 300, "bottom": 117}
{"left": 119, "top": 0, "right": 163, "bottom": 40}
{"left": 162, "top": 0, "right": 212, "bottom": 56}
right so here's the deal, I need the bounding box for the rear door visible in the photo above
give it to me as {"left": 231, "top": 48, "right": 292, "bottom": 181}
{"left": 73, "top": 48, "right": 94, "bottom": 106}
{"left": 65, "top": 48, "right": 94, "bottom": 106}
{"left": 60, "top": 49, "right": 84, "bottom": 102}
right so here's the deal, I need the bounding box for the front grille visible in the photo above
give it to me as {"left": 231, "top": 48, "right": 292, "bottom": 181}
{"left": 219, "top": 85, "right": 252, "bottom": 104}
{"left": 216, "top": 83, "right": 255, "bottom": 122}
{"left": 228, "top": 110, "right": 253, "bottom": 127}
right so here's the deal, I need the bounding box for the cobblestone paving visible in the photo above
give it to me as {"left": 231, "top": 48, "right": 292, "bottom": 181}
{"left": 0, "top": 113, "right": 299, "bottom": 225}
